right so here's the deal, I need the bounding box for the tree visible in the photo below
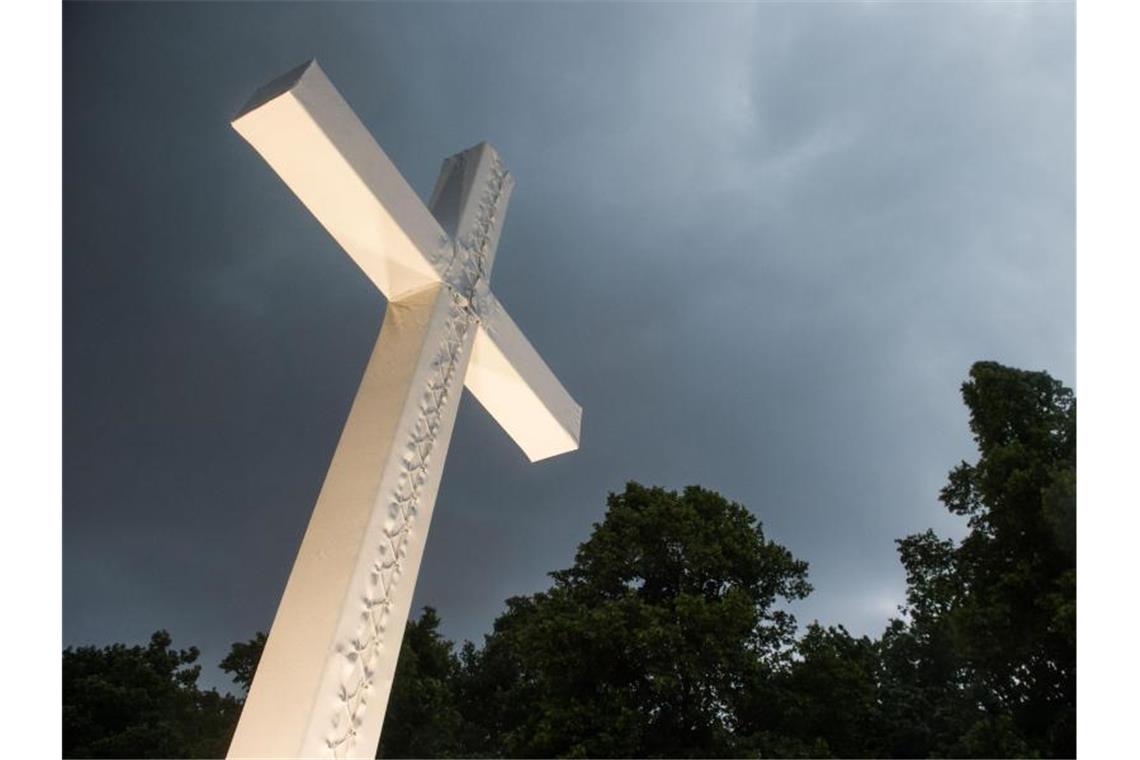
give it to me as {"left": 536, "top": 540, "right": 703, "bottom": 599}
{"left": 219, "top": 631, "right": 266, "bottom": 694}
{"left": 875, "top": 538, "right": 976, "bottom": 758}
{"left": 772, "top": 623, "right": 885, "bottom": 758}
{"left": 456, "top": 482, "right": 812, "bottom": 758}
{"left": 882, "top": 362, "right": 1076, "bottom": 757}
{"left": 62, "top": 630, "right": 242, "bottom": 758}
{"left": 61, "top": 361, "right": 1076, "bottom": 759}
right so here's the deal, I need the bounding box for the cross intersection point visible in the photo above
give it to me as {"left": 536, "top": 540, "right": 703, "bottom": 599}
{"left": 227, "top": 60, "right": 581, "bottom": 759}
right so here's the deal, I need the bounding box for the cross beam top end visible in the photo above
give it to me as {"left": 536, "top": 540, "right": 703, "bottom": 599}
{"left": 430, "top": 142, "right": 512, "bottom": 238}
{"left": 429, "top": 140, "right": 516, "bottom": 295}
{"left": 233, "top": 59, "right": 318, "bottom": 124}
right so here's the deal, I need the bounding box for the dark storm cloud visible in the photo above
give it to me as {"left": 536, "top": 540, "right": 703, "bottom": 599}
{"left": 64, "top": 2, "right": 1073, "bottom": 690}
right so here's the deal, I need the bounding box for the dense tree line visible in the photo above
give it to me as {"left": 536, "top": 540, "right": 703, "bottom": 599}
{"left": 63, "top": 362, "right": 1076, "bottom": 758}
{"left": 62, "top": 632, "right": 241, "bottom": 758}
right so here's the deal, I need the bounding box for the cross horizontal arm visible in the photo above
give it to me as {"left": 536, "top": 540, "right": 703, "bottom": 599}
{"left": 232, "top": 60, "right": 448, "bottom": 300}
{"left": 467, "top": 293, "right": 582, "bottom": 462}
{"left": 232, "top": 61, "right": 581, "bottom": 463}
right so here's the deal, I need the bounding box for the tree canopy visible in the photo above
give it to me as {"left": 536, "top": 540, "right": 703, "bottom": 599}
{"left": 62, "top": 631, "right": 241, "bottom": 758}
{"left": 451, "top": 483, "right": 812, "bottom": 758}
{"left": 878, "top": 361, "right": 1076, "bottom": 758}
{"left": 63, "top": 361, "right": 1076, "bottom": 758}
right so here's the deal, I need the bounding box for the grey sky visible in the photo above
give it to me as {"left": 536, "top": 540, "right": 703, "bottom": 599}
{"left": 63, "top": 2, "right": 1074, "bottom": 692}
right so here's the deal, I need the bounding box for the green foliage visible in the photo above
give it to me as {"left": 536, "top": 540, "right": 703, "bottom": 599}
{"left": 883, "top": 361, "right": 1076, "bottom": 758}
{"left": 61, "top": 361, "right": 1076, "bottom": 759}
{"left": 778, "top": 624, "right": 885, "bottom": 758}
{"left": 62, "top": 631, "right": 241, "bottom": 758}
{"left": 455, "top": 483, "right": 812, "bottom": 758}
{"left": 219, "top": 631, "right": 266, "bottom": 694}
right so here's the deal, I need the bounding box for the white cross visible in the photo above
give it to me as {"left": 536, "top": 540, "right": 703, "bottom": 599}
{"left": 226, "top": 60, "right": 581, "bottom": 759}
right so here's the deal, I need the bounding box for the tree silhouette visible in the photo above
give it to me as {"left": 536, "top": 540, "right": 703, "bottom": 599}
{"left": 62, "top": 361, "right": 1076, "bottom": 758}
{"left": 880, "top": 361, "right": 1076, "bottom": 757}
{"left": 219, "top": 632, "right": 266, "bottom": 695}
{"left": 455, "top": 482, "right": 812, "bottom": 758}
{"left": 62, "top": 631, "right": 241, "bottom": 758}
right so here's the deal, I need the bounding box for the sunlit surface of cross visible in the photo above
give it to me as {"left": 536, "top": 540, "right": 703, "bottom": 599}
{"left": 226, "top": 60, "right": 581, "bottom": 759}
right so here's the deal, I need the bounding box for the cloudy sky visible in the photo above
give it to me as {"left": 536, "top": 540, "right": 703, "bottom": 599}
{"left": 64, "top": 2, "right": 1073, "bottom": 692}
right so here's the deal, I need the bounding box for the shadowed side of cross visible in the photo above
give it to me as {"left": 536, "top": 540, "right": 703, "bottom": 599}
{"left": 232, "top": 59, "right": 581, "bottom": 461}
{"left": 226, "top": 60, "right": 581, "bottom": 759}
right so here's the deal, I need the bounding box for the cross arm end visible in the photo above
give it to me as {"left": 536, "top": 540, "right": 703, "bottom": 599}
{"left": 465, "top": 297, "right": 581, "bottom": 463}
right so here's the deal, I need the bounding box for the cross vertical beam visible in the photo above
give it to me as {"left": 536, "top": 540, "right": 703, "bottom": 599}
{"left": 228, "top": 283, "right": 475, "bottom": 758}
{"left": 227, "top": 61, "right": 581, "bottom": 759}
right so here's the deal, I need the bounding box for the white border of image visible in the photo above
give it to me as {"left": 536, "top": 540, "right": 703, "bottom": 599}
{"left": 0, "top": 1, "right": 1129, "bottom": 757}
